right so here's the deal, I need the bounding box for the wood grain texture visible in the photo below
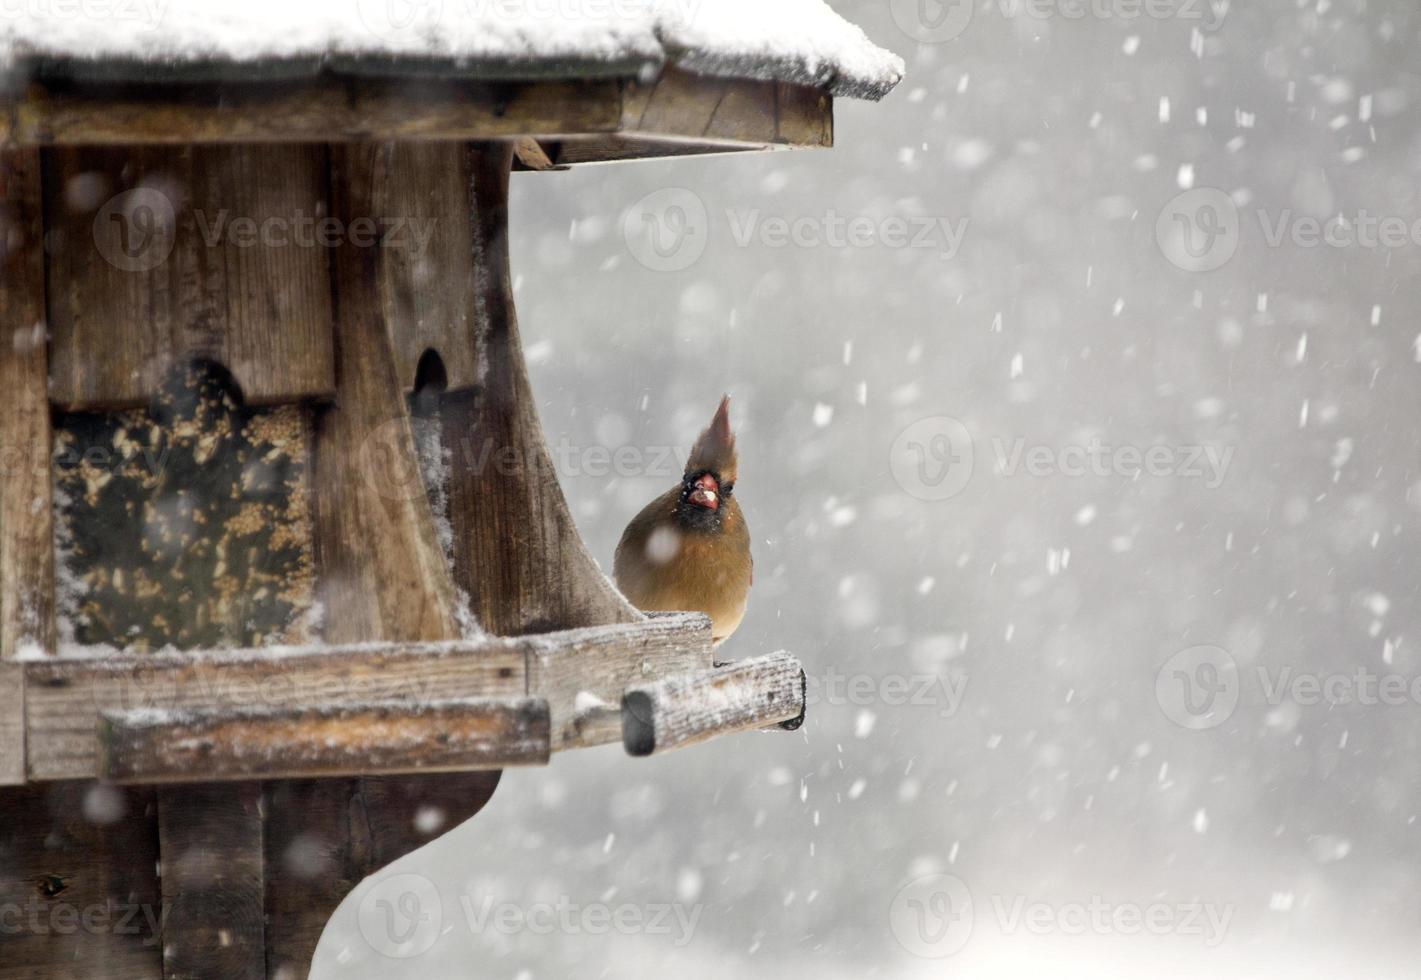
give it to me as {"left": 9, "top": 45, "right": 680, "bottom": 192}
{"left": 157, "top": 783, "right": 264, "bottom": 980}
{"left": 0, "top": 74, "right": 833, "bottom": 157}
{"left": 24, "top": 639, "right": 526, "bottom": 782}
{"left": 622, "top": 651, "right": 805, "bottom": 757}
{"left": 442, "top": 143, "right": 640, "bottom": 636}
{"left": 262, "top": 772, "right": 500, "bottom": 980}
{"left": 310, "top": 142, "right": 466, "bottom": 646}
{"left": 0, "top": 147, "right": 56, "bottom": 661}
{"left": 5, "top": 78, "right": 624, "bottom": 146}
{"left": 43, "top": 145, "right": 335, "bottom": 410}
{"left": 99, "top": 697, "right": 551, "bottom": 783}
{"left": 0, "top": 782, "right": 163, "bottom": 980}
{"left": 361, "top": 142, "right": 481, "bottom": 394}
{"left": 527, "top": 613, "right": 714, "bottom": 750}
{"left": 0, "top": 662, "right": 21, "bottom": 786}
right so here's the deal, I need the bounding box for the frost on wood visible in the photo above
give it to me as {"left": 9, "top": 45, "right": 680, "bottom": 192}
{"left": 0, "top": 0, "right": 902, "bottom": 100}
{"left": 97, "top": 696, "right": 551, "bottom": 782}
{"left": 622, "top": 651, "right": 806, "bottom": 757}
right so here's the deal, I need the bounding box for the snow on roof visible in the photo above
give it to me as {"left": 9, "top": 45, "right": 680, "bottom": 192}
{"left": 0, "top": 0, "right": 904, "bottom": 100}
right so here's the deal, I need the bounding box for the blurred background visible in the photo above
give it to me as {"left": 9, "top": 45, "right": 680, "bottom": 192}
{"left": 315, "top": 0, "right": 1421, "bottom": 975}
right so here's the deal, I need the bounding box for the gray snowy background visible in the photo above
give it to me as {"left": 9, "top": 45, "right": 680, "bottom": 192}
{"left": 314, "top": 0, "right": 1421, "bottom": 976}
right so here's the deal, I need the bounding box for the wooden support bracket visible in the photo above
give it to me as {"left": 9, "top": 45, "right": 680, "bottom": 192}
{"left": 622, "top": 652, "right": 806, "bottom": 757}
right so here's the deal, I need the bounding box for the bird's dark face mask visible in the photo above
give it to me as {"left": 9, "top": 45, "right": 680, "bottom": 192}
{"left": 676, "top": 470, "right": 732, "bottom": 531}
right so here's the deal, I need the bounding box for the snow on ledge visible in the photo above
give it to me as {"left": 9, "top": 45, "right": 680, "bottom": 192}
{"left": 0, "top": 0, "right": 903, "bottom": 100}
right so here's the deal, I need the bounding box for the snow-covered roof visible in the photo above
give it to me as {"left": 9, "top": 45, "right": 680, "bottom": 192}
{"left": 0, "top": 0, "right": 904, "bottom": 100}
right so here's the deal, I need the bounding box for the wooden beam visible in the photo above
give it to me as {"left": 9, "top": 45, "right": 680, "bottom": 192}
{"left": 622, "top": 652, "right": 805, "bottom": 757}
{"left": 311, "top": 142, "right": 467, "bottom": 645}
{"left": 0, "top": 72, "right": 832, "bottom": 159}
{"left": 359, "top": 142, "right": 482, "bottom": 394}
{"left": 3, "top": 77, "right": 624, "bottom": 146}
{"left": 158, "top": 783, "right": 265, "bottom": 980}
{"left": 99, "top": 697, "right": 551, "bottom": 783}
{"left": 441, "top": 143, "right": 642, "bottom": 635}
{"left": 528, "top": 613, "right": 714, "bottom": 750}
{"left": 23, "top": 637, "right": 527, "bottom": 782}
{"left": 0, "top": 147, "right": 55, "bottom": 661}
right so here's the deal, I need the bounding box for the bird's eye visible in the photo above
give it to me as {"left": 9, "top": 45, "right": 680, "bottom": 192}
{"left": 722, "top": 482, "right": 734, "bottom": 496}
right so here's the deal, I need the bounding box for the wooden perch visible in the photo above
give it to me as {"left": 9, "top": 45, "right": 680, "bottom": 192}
{"left": 622, "top": 652, "right": 806, "bottom": 757}
{"left": 98, "top": 696, "right": 550, "bottom": 783}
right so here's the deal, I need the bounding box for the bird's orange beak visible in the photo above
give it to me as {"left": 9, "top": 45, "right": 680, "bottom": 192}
{"left": 688, "top": 473, "right": 719, "bottom": 511}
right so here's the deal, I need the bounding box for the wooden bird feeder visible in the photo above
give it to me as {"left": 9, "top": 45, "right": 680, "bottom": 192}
{"left": 0, "top": 5, "right": 900, "bottom": 977}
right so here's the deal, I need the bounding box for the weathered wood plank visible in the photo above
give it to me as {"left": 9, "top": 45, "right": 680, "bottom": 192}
{"left": 43, "top": 145, "right": 336, "bottom": 410}
{"left": 5, "top": 78, "right": 624, "bottom": 146}
{"left": 0, "top": 782, "right": 163, "bottom": 980}
{"left": 618, "top": 69, "right": 831, "bottom": 148}
{"left": 157, "top": 783, "right": 264, "bottom": 980}
{"left": 362, "top": 142, "right": 481, "bottom": 394}
{"left": 99, "top": 697, "right": 550, "bottom": 783}
{"left": 262, "top": 771, "right": 501, "bottom": 980}
{"left": 527, "top": 613, "right": 714, "bottom": 750}
{"left": 0, "top": 661, "right": 24, "bottom": 786}
{"left": 441, "top": 143, "right": 641, "bottom": 635}
{"left": 0, "top": 74, "right": 831, "bottom": 156}
{"left": 622, "top": 651, "right": 805, "bottom": 757}
{"left": 24, "top": 639, "right": 527, "bottom": 782}
{"left": 0, "top": 146, "right": 55, "bottom": 661}
{"left": 311, "top": 142, "right": 467, "bottom": 645}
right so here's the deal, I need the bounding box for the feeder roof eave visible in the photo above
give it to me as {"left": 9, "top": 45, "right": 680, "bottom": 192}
{"left": 0, "top": 1, "right": 903, "bottom": 159}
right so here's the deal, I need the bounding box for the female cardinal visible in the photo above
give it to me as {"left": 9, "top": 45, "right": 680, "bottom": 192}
{"left": 614, "top": 396, "right": 752, "bottom": 647}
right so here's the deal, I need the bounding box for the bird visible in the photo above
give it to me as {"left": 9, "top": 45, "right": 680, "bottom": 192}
{"left": 614, "top": 395, "right": 752, "bottom": 647}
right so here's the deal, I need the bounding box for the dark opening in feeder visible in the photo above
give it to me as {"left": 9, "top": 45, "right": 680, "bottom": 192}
{"left": 0, "top": 5, "right": 901, "bottom": 977}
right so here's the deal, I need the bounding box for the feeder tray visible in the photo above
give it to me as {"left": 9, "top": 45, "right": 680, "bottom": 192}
{"left": 0, "top": 6, "right": 900, "bottom": 978}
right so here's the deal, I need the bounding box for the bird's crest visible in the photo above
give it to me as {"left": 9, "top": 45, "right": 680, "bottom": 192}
{"left": 686, "top": 394, "right": 738, "bottom": 483}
